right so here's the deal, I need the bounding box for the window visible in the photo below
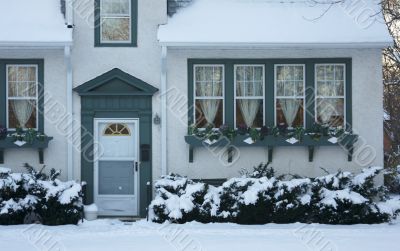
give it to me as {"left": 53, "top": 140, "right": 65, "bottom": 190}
{"left": 6, "top": 65, "right": 38, "bottom": 129}
{"left": 95, "top": 0, "right": 137, "bottom": 47}
{"left": 234, "top": 65, "right": 264, "bottom": 128}
{"left": 103, "top": 123, "right": 131, "bottom": 136}
{"left": 194, "top": 65, "right": 224, "bottom": 128}
{"left": 315, "top": 64, "right": 345, "bottom": 127}
{"left": 275, "top": 65, "right": 305, "bottom": 128}
{"left": 188, "top": 59, "right": 351, "bottom": 131}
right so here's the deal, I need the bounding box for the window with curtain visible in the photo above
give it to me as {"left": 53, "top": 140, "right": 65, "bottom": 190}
{"left": 235, "top": 65, "right": 264, "bottom": 128}
{"left": 315, "top": 64, "right": 345, "bottom": 127}
{"left": 275, "top": 65, "right": 305, "bottom": 128}
{"left": 7, "top": 65, "right": 38, "bottom": 129}
{"left": 194, "top": 65, "right": 224, "bottom": 128}
{"left": 100, "top": 0, "right": 131, "bottom": 43}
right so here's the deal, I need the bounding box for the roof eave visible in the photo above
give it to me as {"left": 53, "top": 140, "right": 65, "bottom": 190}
{"left": 159, "top": 41, "right": 393, "bottom": 49}
{"left": 0, "top": 40, "right": 73, "bottom": 49}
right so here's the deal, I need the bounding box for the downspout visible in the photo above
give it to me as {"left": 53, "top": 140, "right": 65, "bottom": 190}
{"left": 65, "top": 0, "right": 74, "bottom": 180}
{"left": 65, "top": 45, "right": 73, "bottom": 181}
{"left": 161, "top": 46, "right": 168, "bottom": 176}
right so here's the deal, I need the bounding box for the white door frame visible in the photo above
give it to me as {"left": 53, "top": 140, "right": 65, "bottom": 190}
{"left": 93, "top": 118, "right": 140, "bottom": 216}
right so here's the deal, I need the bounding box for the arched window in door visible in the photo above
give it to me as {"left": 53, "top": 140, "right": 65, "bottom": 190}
{"left": 103, "top": 123, "right": 131, "bottom": 136}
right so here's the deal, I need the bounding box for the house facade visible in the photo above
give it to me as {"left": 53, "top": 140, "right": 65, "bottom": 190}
{"left": 0, "top": 0, "right": 392, "bottom": 217}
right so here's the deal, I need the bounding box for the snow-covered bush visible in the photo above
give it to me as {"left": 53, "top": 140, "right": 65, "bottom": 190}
{"left": 150, "top": 174, "right": 209, "bottom": 223}
{"left": 0, "top": 165, "right": 83, "bottom": 225}
{"left": 149, "top": 164, "right": 400, "bottom": 225}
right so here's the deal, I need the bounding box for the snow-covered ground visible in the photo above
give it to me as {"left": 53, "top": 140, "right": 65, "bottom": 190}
{"left": 0, "top": 219, "right": 399, "bottom": 251}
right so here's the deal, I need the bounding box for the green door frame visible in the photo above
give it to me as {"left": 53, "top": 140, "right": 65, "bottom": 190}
{"left": 74, "top": 68, "right": 158, "bottom": 217}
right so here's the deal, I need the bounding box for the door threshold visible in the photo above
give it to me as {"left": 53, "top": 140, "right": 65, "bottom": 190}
{"left": 98, "top": 216, "right": 144, "bottom": 222}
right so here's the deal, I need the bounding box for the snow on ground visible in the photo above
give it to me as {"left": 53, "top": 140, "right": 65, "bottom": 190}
{"left": 0, "top": 218, "right": 399, "bottom": 251}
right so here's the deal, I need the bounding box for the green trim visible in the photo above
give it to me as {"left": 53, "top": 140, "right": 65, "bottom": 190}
{"left": 74, "top": 68, "right": 158, "bottom": 96}
{"left": 94, "top": 0, "right": 138, "bottom": 47}
{"left": 0, "top": 59, "right": 44, "bottom": 132}
{"left": 187, "top": 58, "right": 352, "bottom": 130}
{"left": 78, "top": 69, "right": 157, "bottom": 217}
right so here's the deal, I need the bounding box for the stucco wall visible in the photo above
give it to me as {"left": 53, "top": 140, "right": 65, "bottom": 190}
{"left": 0, "top": 49, "right": 69, "bottom": 179}
{"left": 164, "top": 48, "right": 384, "bottom": 180}
{"left": 71, "top": 0, "right": 167, "bottom": 181}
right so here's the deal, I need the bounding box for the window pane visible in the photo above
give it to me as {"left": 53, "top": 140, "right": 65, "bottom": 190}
{"left": 276, "top": 66, "right": 284, "bottom": 81}
{"left": 235, "top": 65, "right": 264, "bottom": 98}
{"left": 195, "top": 66, "right": 224, "bottom": 98}
{"left": 195, "top": 99, "right": 223, "bottom": 128}
{"left": 8, "top": 100, "right": 37, "bottom": 128}
{"left": 325, "top": 65, "right": 334, "bottom": 80}
{"left": 276, "top": 81, "right": 284, "bottom": 96}
{"left": 296, "top": 81, "right": 304, "bottom": 96}
{"left": 276, "top": 99, "right": 304, "bottom": 128}
{"left": 316, "top": 65, "right": 345, "bottom": 97}
{"left": 101, "top": 0, "right": 129, "bottom": 15}
{"left": 294, "top": 66, "right": 303, "bottom": 80}
{"left": 335, "top": 65, "right": 344, "bottom": 80}
{"left": 284, "top": 81, "right": 295, "bottom": 96}
{"left": 275, "top": 65, "right": 304, "bottom": 97}
{"left": 236, "top": 99, "right": 263, "bottom": 128}
{"left": 7, "top": 67, "right": 16, "bottom": 81}
{"left": 101, "top": 17, "right": 130, "bottom": 41}
{"left": 316, "top": 98, "right": 344, "bottom": 127}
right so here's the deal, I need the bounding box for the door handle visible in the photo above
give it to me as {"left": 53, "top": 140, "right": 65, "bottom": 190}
{"left": 135, "top": 161, "right": 139, "bottom": 172}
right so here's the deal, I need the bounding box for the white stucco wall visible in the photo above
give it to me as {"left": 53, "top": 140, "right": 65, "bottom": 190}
{"left": 71, "top": 0, "right": 167, "bottom": 181}
{"left": 165, "top": 48, "right": 384, "bottom": 180}
{"left": 0, "top": 49, "right": 69, "bottom": 179}
{"left": 1, "top": 1, "right": 384, "bottom": 184}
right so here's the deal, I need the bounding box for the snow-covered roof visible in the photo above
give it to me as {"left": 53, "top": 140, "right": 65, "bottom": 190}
{"left": 0, "top": 0, "right": 72, "bottom": 47}
{"left": 158, "top": 0, "right": 393, "bottom": 48}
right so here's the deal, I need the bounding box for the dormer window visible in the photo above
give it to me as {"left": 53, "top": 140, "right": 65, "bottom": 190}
{"left": 95, "top": 0, "right": 138, "bottom": 47}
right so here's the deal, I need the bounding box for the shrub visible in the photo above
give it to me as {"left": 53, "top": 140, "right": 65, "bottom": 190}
{"left": 149, "top": 164, "right": 400, "bottom": 225}
{"left": 0, "top": 164, "right": 83, "bottom": 225}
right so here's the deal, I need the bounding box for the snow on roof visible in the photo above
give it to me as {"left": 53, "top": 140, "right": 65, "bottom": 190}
{"left": 0, "top": 0, "right": 72, "bottom": 46}
{"left": 158, "top": 0, "right": 392, "bottom": 47}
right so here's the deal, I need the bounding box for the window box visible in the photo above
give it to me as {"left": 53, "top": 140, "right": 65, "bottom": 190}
{"left": 0, "top": 136, "right": 53, "bottom": 164}
{"left": 184, "top": 134, "right": 358, "bottom": 163}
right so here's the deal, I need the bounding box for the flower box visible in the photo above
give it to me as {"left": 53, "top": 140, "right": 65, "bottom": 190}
{"left": 184, "top": 134, "right": 358, "bottom": 163}
{"left": 0, "top": 136, "right": 53, "bottom": 164}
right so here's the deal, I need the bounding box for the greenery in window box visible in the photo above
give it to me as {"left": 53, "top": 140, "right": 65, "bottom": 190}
{"left": 9, "top": 128, "right": 48, "bottom": 144}
{"left": 188, "top": 123, "right": 355, "bottom": 144}
{"left": 219, "top": 124, "right": 237, "bottom": 141}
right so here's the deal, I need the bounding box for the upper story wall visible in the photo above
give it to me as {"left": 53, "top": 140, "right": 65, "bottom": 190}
{"left": 71, "top": 0, "right": 167, "bottom": 88}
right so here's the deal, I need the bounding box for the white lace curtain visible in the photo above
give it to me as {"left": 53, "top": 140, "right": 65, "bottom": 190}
{"left": 279, "top": 99, "right": 301, "bottom": 128}
{"left": 237, "top": 82, "right": 262, "bottom": 128}
{"left": 11, "top": 100, "right": 34, "bottom": 128}
{"left": 318, "top": 99, "right": 341, "bottom": 124}
{"left": 197, "top": 82, "right": 222, "bottom": 125}
{"left": 8, "top": 66, "right": 36, "bottom": 128}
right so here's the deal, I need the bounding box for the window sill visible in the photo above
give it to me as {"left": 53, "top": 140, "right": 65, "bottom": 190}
{"left": 184, "top": 134, "right": 358, "bottom": 163}
{"left": 0, "top": 136, "right": 53, "bottom": 164}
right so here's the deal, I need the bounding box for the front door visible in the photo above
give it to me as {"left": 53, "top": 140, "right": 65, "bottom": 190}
{"left": 94, "top": 119, "right": 139, "bottom": 216}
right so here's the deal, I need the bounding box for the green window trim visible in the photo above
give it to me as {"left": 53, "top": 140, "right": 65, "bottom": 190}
{"left": 188, "top": 58, "right": 352, "bottom": 131}
{"left": 0, "top": 59, "right": 45, "bottom": 133}
{"left": 94, "top": 0, "right": 138, "bottom": 47}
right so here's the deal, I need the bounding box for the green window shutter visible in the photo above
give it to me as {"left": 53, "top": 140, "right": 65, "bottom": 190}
{"left": 94, "top": 0, "right": 138, "bottom": 47}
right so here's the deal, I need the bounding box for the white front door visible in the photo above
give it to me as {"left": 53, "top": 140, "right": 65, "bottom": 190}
{"left": 94, "top": 119, "right": 139, "bottom": 216}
